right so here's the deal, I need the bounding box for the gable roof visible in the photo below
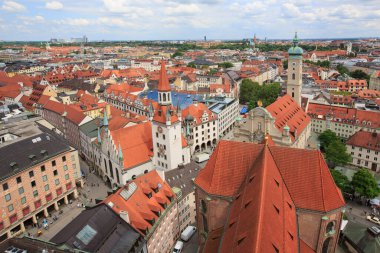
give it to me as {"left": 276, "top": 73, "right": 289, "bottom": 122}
{"left": 266, "top": 94, "right": 311, "bottom": 141}
{"left": 219, "top": 146, "right": 298, "bottom": 253}
{"left": 103, "top": 170, "right": 175, "bottom": 234}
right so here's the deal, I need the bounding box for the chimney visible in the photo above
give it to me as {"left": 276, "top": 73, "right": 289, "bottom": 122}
{"left": 119, "top": 210, "right": 130, "bottom": 223}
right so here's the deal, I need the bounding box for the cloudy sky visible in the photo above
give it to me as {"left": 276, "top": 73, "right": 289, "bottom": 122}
{"left": 0, "top": 0, "right": 379, "bottom": 41}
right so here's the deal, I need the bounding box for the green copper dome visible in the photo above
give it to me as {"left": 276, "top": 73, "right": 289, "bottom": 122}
{"left": 288, "top": 46, "right": 303, "bottom": 55}
{"left": 288, "top": 32, "right": 303, "bottom": 55}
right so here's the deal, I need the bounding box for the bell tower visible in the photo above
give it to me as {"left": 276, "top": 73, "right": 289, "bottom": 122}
{"left": 151, "top": 62, "right": 184, "bottom": 171}
{"left": 287, "top": 32, "right": 303, "bottom": 106}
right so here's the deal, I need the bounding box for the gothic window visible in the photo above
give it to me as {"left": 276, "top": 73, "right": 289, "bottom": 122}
{"left": 201, "top": 200, "right": 207, "bottom": 213}
{"left": 163, "top": 93, "right": 166, "bottom": 102}
{"left": 202, "top": 214, "right": 208, "bottom": 233}
{"left": 322, "top": 237, "right": 332, "bottom": 253}
{"left": 258, "top": 122, "right": 262, "bottom": 131}
{"left": 292, "top": 73, "right": 295, "bottom": 80}
{"left": 109, "top": 160, "right": 114, "bottom": 179}
{"left": 326, "top": 221, "right": 335, "bottom": 234}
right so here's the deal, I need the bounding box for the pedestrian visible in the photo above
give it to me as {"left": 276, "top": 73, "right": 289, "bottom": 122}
{"left": 98, "top": 183, "right": 99, "bottom": 187}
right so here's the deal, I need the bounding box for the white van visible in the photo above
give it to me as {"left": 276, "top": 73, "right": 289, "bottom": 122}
{"left": 194, "top": 153, "right": 210, "bottom": 163}
{"left": 172, "top": 241, "right": 184, "bottom": 253}
{"left": 181, "top": 225, "right": 197, "bottom": 241}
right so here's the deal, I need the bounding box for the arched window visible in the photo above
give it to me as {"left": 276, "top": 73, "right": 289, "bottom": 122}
{"left": 163, "top": 93, "right": 166, "bottom": 102}
{"left": 322, "top": 237, "right": 332, "bottom": 253}
{"left": 202, "top": 214, "right": 208, "bottom": 233}
{"left": 201, "top": 200, "right": 207, "bottom": 213}
{"left": 326, "top": 221, "right": 335, "bottom": 234}
{"left": 292, "top": 73, "right": 296, "bottom": 80}
{"left": 109, "top": 160, "right": 114, "bottom": 179}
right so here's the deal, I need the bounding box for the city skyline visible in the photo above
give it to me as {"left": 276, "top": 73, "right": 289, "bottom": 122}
{"left": 0, "top": 0, "right": 379, "bottom": 41}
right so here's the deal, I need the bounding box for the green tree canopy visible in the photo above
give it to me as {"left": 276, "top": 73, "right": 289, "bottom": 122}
{"left": 239, "top": 79, "right": 281, "bottom": 108}
{"left": 187, "top": 62, "right": 196, "bottom": 68}
{"left": 171, "top": 51, "right": 183, "bottom": 58}
{"left": 218, "top": 62, "right": 234, "bottom": 69}
{"left": 351, "top": 169, "right": 380, "bottom": 198}
{"left": 336, "top": 64, "right": 350, "bottom": 75}
{"left": 330, "top": 169, "right": 352, "bottom": 193}
{"left": 350, "top": 69, "right": 370, "bottom": 83}
{"left": 324, "top": 140, "right": 352, "bottom": 167}
{"left": 318, "top": 130, "right": 339, "bottom": 150}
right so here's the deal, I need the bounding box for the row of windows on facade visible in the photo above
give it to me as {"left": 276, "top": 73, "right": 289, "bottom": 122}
{"left": 351, "top": 146, "right": 379, "bottom": 154}
{"left": 2, "top": 155, "right": 71, "bottom": 192}
{"left": 355, "top": 158, "right": 379, "bottom": 166}
{"left": 352, "top": 153, "right": 378, "bottom": 161}
{"left": 4, "top": 174, "right": 71, "bottom": 208}
{"left": 1, "top": 182, "right": 73, "bottom": 229}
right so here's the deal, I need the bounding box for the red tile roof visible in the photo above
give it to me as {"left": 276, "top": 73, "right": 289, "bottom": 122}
{"left": 266, "top": 95, "right": 311, "bottom": 141}
{"left": 181, "top": 103, "right": 216, "bottom": 125}
{"left": 346, "top": 130, "right": 380, "bottom": 152}
{"left": 195, "top": 141, "right": 263, "bottom": 197}
{"left": 43, "top": 100, "right": 87, "bottom": 125}
{"left": 219, "top": 146, "right": 298, "bottom": 253}
{"left": 110, "top": 122, "right": 153, "bottom": 169}
{"left": 103, "top": 170, "right": 175, "bottom": 234}
{"left": 307, "top": 103, "right": 380, "bottom": 129}
{"left": 158, "top": 62, "right": 170, "bottom": 92}
{"left": 152, "top": 105, "right": 179, "bottom": 124}
{"left": 195, "top": 140, "right": 345, "bottom": 211}
{"left": 197, "top": 140, "right": 345, "bottom": 253}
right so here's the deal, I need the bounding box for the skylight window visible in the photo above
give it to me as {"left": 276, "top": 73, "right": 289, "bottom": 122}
{"left": 76, "top": 225, "right": 97, "bottom": 245}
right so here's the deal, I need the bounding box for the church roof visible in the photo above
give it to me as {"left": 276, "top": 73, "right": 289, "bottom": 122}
{"left": 196, "top": 140, "right": 345, "bottom": 253}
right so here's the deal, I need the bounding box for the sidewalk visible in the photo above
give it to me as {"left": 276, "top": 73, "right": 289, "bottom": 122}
{"left": 24, "top": 200, "right": 84, "bottom": 241}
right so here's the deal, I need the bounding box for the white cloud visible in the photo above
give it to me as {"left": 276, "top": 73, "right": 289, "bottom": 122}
{"left": 1, "top": 1, "right": 26, "bottom": 12}
{"left": 63, "top": 18, "right": 91, "bottom": 26}
{"left": 46, "top": 1, "right": 64, "bottom": 10}
{"left": 165, "top": 3, "right": 201, "bottom": 15}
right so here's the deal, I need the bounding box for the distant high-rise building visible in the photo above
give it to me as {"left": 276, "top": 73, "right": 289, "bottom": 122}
{"left": 204, "top": 35, "right": 207, "bottom": 41}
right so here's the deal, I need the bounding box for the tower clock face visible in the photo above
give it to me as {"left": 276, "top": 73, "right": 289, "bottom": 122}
{"left": 158, "top": 126, "right": 163, "bottom": 133}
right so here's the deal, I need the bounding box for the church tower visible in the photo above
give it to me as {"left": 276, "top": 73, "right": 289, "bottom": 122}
{"left": 287, "top": 32, "right": 303, "bottom": 106}
{"left": 151, "top": 62, "right": 184, "bottom": 171}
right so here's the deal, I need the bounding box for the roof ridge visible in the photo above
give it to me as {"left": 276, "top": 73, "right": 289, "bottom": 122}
{"left": 253, "top": 145, "right": 269, "bottom": 252}
{"left": 317, "top": 151, "right": 326, "bottom": 212}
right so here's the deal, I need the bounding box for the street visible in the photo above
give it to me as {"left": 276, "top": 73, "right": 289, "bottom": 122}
{"left": 182, "top": 232, "right": 199, "bottom": 253}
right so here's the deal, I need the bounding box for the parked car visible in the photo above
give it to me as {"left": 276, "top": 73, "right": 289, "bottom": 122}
{"left": 172, "top": 241, "right": 184, "bottom": 253}
{"left": 366, "top": 215, "right": 380, "bottom": 225}
{"left": 181, "top": 225, "right": 197, "bottom": 241}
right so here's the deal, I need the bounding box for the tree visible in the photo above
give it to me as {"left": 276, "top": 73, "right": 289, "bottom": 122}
{"left": 239, "top": 79, "right": 259, "bottom": 105}
{"left": 325, "top": 140, "right": 352, "bottom": 167}
{"left": 187, "top": 62, "right": 196, "bottom": 68}
{"left": 350, "top": 69, "right": 370, "bottom": 83}
{"left": 218, "top": 62, "right": 234, "bottom": 69}
{"left": 351, "top": 169, "right": 380, "bottom": 198}
{"left": 336, "top": 64, "right": 350, "bottom": 75}
{"left": 318, "top": 130, "right": 339, "bottom": 151}
{"left": 171, "top": 51, "right": 183, "bottom": 58}
{"left": 283, "top": 60, "right": 288, "bottom": 70}
{"left": 239, "top": 79, "right": 281, "bottom": 108}
{"left": 330, "top": 169, "right": 352, "bottom": 193}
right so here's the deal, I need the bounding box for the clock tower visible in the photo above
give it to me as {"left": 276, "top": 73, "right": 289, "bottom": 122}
{"left": 151, "top": 62, "right": 187, "bottom": 171}
{"left": 287, "top": 32, "right": 303, "bottom": 106}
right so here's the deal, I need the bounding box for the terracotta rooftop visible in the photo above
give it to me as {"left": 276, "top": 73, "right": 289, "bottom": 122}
{"left": 157, "top": 62, "right": 170, "bottom": 92}
{"left": 266, "top": 94, "right": 311, "bottom": 141}
{"left": 103, "top": 170, "right": 175, "bottom": 235}
{"left": 346, "top": 130, "right": 380, "bottom": 152}
{"left": 196, "top": 140, "right": 345, "bottom": 253}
